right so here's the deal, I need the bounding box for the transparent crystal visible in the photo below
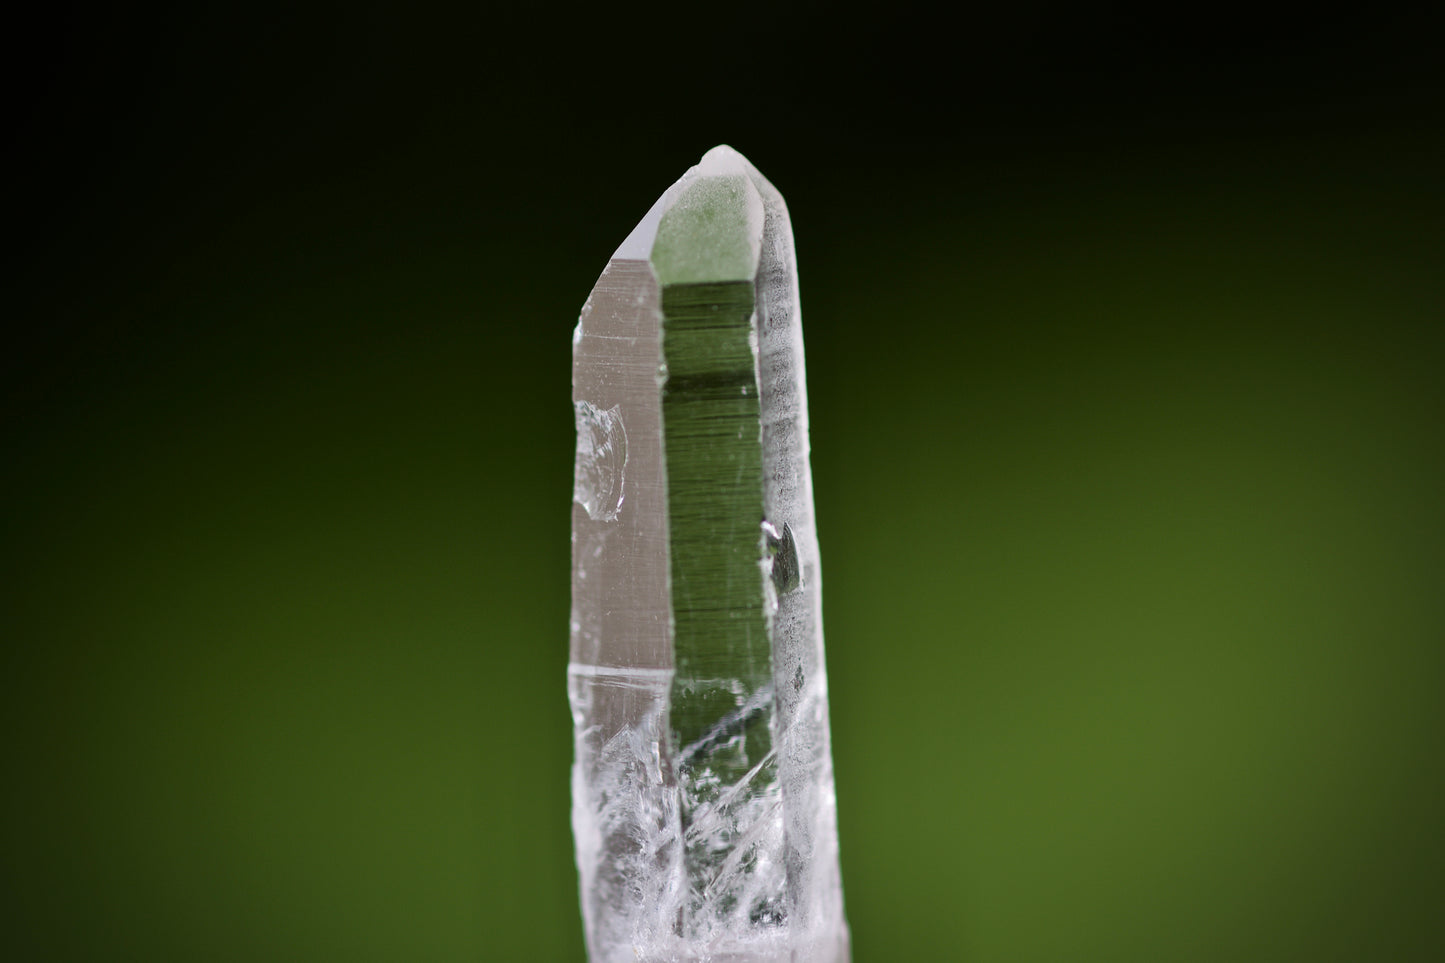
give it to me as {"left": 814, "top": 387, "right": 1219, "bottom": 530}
{"left": 569, "top": 147, "right": 848, "bottom": 962}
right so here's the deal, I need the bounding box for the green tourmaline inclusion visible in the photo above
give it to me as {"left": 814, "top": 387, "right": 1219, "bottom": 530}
{"left": 661, "top": 279, "right": 770, "bottom": 767}
{"left": 654, "top": 172, "right": 775, "bottom": 918}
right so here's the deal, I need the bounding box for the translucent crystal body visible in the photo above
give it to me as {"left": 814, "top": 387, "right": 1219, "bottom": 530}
{"left": 570, "top": 147, "right": 847, "bottom": 963}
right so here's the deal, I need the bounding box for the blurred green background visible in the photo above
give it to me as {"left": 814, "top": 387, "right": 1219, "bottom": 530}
{"left": 6, "top": 5, "right": 1443, "bottom": 960}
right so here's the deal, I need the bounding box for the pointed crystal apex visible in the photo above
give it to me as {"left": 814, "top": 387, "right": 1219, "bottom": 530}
{"left": 609, "top": 145, "right": 762, "bottom": 264}
{"left": 697, "top": 143, "right": 751, "bottom": 174}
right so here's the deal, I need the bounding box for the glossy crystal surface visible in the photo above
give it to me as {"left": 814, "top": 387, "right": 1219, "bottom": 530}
{"left": 569, "top": 147, "right": 847, "bottom": 963}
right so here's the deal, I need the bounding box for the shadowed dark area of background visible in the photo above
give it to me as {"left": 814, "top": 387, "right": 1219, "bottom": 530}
{"left": 5, "top": 5, "right": 1443, "bottom": 960}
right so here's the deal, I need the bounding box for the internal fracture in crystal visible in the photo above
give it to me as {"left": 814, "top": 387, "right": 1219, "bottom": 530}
{"left": 569, "top": 147, "right": 848, "bottom": 963}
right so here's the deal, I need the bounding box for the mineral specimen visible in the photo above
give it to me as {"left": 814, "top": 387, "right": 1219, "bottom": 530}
{"left": 570, "top": 146, "right": 847, "bottom": 963}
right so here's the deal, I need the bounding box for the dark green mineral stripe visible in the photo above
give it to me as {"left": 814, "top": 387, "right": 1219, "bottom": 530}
{"left": 659, "top": 279, "right": 772, "bottom": 762}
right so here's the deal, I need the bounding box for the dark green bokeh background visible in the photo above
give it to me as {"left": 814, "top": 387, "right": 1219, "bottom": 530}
{"left": 6, "top": 6, "right": 1443, "bottom": 960}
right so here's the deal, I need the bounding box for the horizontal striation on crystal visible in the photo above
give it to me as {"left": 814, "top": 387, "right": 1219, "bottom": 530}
{"left": 570, "top": 146, "right": 847, "bottom": 963}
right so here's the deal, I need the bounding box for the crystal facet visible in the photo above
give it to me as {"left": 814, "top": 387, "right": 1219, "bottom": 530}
{"left": 570, "top": 146, "right": 847, "bottom": 963}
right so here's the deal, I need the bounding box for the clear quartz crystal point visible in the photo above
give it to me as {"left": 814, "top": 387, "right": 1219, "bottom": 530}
{"left": 569, "top": 146, "right": 848, "bottom": 963}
